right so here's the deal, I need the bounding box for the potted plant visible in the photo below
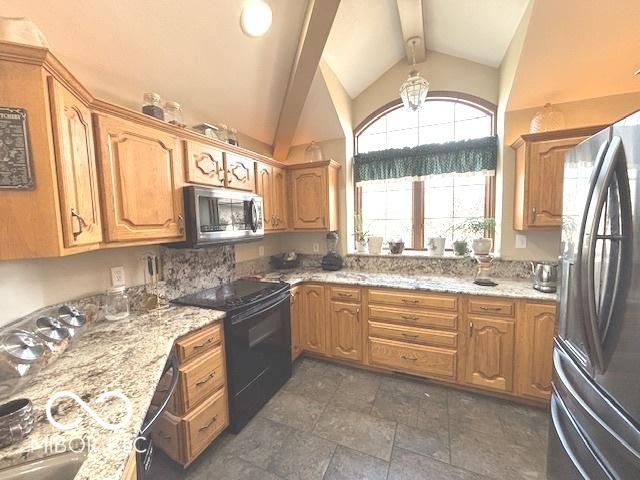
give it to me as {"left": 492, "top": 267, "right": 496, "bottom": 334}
{"left": 453, "top": 239, "right": 469, "bottom": 256}
{"left": 353, "top": 214, "right": 369, "bottom": 253}
{"left": 461, "top": 218, "right": 496, "bottom": 255}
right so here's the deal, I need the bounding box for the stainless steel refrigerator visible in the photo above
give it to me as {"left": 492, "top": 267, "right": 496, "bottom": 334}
{"left": 548, "top": 111, "right": 640, "bottom": 479}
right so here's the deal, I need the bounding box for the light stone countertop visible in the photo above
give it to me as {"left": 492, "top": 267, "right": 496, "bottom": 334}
{"left": 255, "top": 268, "right": 557, "bottom": 302}
{"left": 0, "top": 305, "right": 225, "bottom": 480}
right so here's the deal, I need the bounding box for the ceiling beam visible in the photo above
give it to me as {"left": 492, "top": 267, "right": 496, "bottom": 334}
{"left": 396, "top": 0, "right": 426, "bottom": 63}
{"left": 272, "top": 0, "right": 341, "bottom": 161}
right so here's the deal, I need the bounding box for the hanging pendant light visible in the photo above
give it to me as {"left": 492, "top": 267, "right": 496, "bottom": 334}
{"left": 400, "top": 37, "right": 429, "bottom": 111}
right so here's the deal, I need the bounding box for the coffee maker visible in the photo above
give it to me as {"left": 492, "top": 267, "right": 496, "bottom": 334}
{"left": 321, "top": 231, "right": 343, "bottom": 271}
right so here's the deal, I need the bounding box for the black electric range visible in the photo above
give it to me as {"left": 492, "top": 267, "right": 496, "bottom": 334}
{"left": 173, "top": 280, "right": 292, "bottom": 432}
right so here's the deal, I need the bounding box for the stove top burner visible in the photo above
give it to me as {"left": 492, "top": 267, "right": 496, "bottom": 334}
{"left": 172, "top": 279, "right": 288, "bottom": 311}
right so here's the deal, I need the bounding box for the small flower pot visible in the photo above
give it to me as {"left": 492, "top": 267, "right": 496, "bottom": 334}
{"left": 472, "top": 238, "right": 493, "bottom": 256}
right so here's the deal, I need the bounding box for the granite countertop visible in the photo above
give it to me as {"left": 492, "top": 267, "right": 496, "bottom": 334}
{"left": 0, "top": 305, "right": 225, "bottom": 480}
{"left": 256, "top": 268, "right": 556, "bottom": 302}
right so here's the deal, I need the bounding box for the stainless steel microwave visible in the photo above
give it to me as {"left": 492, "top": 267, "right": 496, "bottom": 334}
{"left": 176, "top": 186, "right": 264, "bottom": 247}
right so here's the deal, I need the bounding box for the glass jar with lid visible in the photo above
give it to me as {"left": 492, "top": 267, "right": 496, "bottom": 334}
{"left": 164, "top": 101, "right": 185, "bottom": 127}
{"left": 104, "top": 286, "right": 129, "bottom": 321}
{"left": 228, "top": 127, "right": 239, "bottom": 146}
{"left": 142, "top": 92, "right": 164, "bottom": 120}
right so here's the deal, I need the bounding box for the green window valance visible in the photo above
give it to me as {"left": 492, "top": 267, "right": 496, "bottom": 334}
{"left": 354, "top": 135, "right": 498, "bottom": 183}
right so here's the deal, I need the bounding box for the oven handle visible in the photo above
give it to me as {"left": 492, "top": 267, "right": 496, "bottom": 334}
{"left": 230, "top": 291, "right": 290, "bottom": 325}
{"left": 139, "top": 353, "right": 179, "bottom": 437}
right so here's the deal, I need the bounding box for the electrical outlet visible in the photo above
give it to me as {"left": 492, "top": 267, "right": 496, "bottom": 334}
{"left": 515, "top": 234, "right": 527, "bottom": 249}
{"left": 110, "top": 266, "right": 125, "bottom": 286}
{"left": 258, "top": 246, "right": 265, "bottom": 257}
{"left": 312, "top": 243, "right": 320, "bottom": 253}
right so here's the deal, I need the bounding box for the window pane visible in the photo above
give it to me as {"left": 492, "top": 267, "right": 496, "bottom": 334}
{"left": 419, "top": 101, "right": 454, "bottom": 126}
{"left": 361, "top": 116, "right": 386, "bottom": 135}
{"left": 453, "top": 183, "right": 485, "bottom": 218}
{"left": 386, "top": 108, "right": 419, "bottom": 132}
{"left": 455, "top": 103, "right": 487, "bottom": 121}
{"left": 419, "top": 123, "right": 455, "bottom": 144}
{"left": 361, "top": 180, "right": 413, "bottom": 248}
{"left": 455, "top": 116, "right": 492, "bottom": 141}
{"left": 424, "top": 187, "right": 453, "bottom": 218}
{"left": 387, "top": 128, "right": 419, "bottom": 149}
{"left": 358, "top": 133, "right": 387, "bottom": 153}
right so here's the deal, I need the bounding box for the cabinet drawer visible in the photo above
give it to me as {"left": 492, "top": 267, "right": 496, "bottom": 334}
{"left": 175, "top": 324, "right": 222, "bottom": 363}
{"left": 468, "top": 298, "right": 516, "bottom": 317}
{"left": 330, "top": 286, "right": 361, "bottom": 302}
{"left": 368, "top": 321, "right": 457, "bottom": 349}
{"left": 184, "top": 387, "right": 228, "bottom": 460}
{"left": 368, "top": 305, "right": 458, "bottom": 330}
{"left": 369, "top": 337, "right": 456, "bottom": 380}
{"left": 368, "top": 289, "right": 457, "bottom": 311}
{"left": 179, "top": 346, "right": 225, "bottom": 412}
{"left": 152, "top": 411, "right": 182, "bottom": 464}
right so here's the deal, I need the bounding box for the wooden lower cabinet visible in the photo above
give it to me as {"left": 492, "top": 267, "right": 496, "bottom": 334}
{"left": 515, "top": 302, "right": 556, "bottom": 400}
{"left": 153, "top": 322, "right": 229, "bottom": 467}
{"left": 369, "top": 337, "right": 456, "bottom": 380}
{"left": 464, "top": 316, "right": 515, "bottom": 393}
{"left": 121, "top": 451, "right": 136, "bottom": 480}
{"left": 300, "top": 284, "right": 327, "bottom": 354}
{"left": 290, "top": 286, "right": 303, "bottom": 360}
{"left": 329, "top": 301, "right": 362, "bottom": 361}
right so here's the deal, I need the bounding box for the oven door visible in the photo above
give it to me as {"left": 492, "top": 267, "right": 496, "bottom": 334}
{"left": 224, "top": 291, "right": 291, "bottom": 432}
{"left": 184, "top": 186, "right": 264, "bottom": 246}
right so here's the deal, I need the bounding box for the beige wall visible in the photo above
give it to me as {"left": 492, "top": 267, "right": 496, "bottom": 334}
{"left": 353, "top": 50, "right": 499, "bottom": 128}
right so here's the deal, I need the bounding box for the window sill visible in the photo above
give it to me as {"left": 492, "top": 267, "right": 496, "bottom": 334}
{"left": 347, "top": 250, "right": 472, "bottom": 260}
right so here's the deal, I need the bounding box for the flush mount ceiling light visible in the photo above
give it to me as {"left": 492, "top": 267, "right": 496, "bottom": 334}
{"left": 240, "top": 0, "right": 273, "bottom": 37}
{"left": 400, "top": 37, "right": 429, "bottom": 112}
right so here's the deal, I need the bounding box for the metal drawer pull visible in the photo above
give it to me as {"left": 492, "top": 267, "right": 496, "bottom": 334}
{"left": 401, "top": 355, "right": 418, "bottom": 361}
{"left": 196, "top": 372, "right": 216, "bottom": 386}
{"left": 70, "top": 208, "right": 87, "bottom": 239}
{"left": 199, "top": 415, "right": 218, "bottom": 431}
{"left": 479, "top": 306, "right": 504, "bottom": 312}
{"left": 401, "top": 315, "right": 419, "bottom": 321}
{"left": 401, "top": 333, "right": 419, "bottom": 338}
{"left": 193, "top": 338, "right": 213, "bottom": 350}
{"left": 337, "top": 293, "right": 353, "bottom": 298}
{"left": 402, "top": 299, "right": 420, "bottom": 304}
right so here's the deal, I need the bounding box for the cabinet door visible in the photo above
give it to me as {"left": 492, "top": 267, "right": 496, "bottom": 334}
{"left": 272, "top": 166, "right": 289, "bottom": 231}
{"left": 225, "top": 153, "right": 255, "bottom": 191}
{"left": 291, "top": 167, "right": 327, "bottom": 229}
{"left": 48, "top": 79, "right": 102, "bottom": 248}
{"left": 527, "top": 137, "right": 584, "bottom": 227}
{"left": 301, "top": 285, "right": 326, "bottom": 354}
{"left": 256, "top": 163, "right": 274, "bottom": 230}
{"left": 95, "top": 115, "right": 185, "bottom": 242}
{"left": 184, "top": 140, "right": 225, "bottom": 187}
{"left": 516, "top": 303, "right": 556, "bottom": 400}
{"left": 329, "top": 301, "right": 362, "bottom": 361}
{"left": 290, "top": 286, "right": 303, "bottom": 360}
{"left": 465, "top": 316, "right": 515, "bottom": 393}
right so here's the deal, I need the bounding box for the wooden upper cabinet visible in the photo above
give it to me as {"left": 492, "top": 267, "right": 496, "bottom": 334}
{"left": 48, "top": 79, "right": 102, "bottom": 248}
{"left": 94, "top": 114, "right": 185, "bottom": 242}
{"left": 512, "top": 125, "right": 606, "bottom": 230}
{"left": 464, "top": 316, "right": 515, "bottom": 393}
{"left": 184, "top": 140, "right": 225, "bottom": 187}
{"left": 300, "top": 284, "right": 327, "bottom": 354}
{"left": 329, "top": 301, "right": 362, "bottom": 361}
{"left": 290, "top": 161, "right": 340, "bottom": 231}
{"left": 225, "top": 152, "right": 255, "bottom": 191}
{"left": 256, "top": 162, "right": 288, "bottom": 231}
{"left": 272, "top": 166, "right": 288, "bottom": 230}
{"left": 516, "top": 302, "right": 556, "bottom": 400}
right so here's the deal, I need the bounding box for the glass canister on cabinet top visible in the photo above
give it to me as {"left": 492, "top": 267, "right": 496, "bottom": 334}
{"left": 104, "top": 286, "right": 130, "bottom": 321}
{"left": 142, "top": 92, "right": 164, "bottom": 120}
{"left": 165, "top": 101, "right": 185, "bottom": 127}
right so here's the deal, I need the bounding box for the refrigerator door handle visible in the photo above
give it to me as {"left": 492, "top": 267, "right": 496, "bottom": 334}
{"left": 580, "top": 136, "right": 630, "bottom": 373}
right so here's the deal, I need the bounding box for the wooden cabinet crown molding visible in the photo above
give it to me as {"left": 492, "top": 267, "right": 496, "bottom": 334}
{"left": 510, "top": 124, "right": 609, "bottom": 149}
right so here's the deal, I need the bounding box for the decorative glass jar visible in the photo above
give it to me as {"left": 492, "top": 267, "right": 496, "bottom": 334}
{"left": 529, "top": 103, "right": 565, "bottom": 133}
{"left": 164, "top": 101, "right": 184, "bottom": 127}
{"left": 142, "top": 92, "right": 164, "bottom": 120}
{"left": 104, "top": 286, "right": 129, "bottom": 321}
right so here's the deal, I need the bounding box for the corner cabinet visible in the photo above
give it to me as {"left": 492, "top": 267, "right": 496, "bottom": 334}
{"left": 511, "top": 125, "right": 606, "bottom": 230}
{"left": 94, "top": 114, "right": 185, "bottom": 243}
{"left": 256, "top": 162, "right": 288, "bottom": 231}
{"left": 289, "top": 161, "right": 340, "bottom": 231}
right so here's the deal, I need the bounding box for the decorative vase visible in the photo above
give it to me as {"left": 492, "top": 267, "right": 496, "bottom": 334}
{"left": 368, "top": 236, "right": 383, "bottom": 255}
{"left": 356, "top": 241, "right": 368, "bottom": 254}
{"left": 426, "top": 237, "right": 446, "bottom": 256}
{"left": 529, "top": 103, "right": 565, "bottom": 133}
{"left": 0, "top": 17, "right": 48, "bottom": 47}
{"left": 472, "top": 238, "right": 493, "bottom": 256}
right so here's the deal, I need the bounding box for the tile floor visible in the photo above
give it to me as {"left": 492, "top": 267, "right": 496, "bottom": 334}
{"left": 150, "top": 357, "right": 549, "bottom": 480}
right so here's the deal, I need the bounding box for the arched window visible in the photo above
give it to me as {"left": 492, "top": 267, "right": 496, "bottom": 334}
{"left": 355, "top": 93, "right": 496, "bottom": 251}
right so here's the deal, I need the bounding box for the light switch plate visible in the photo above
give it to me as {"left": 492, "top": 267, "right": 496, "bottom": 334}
{"left": 515, "top": 234, "right": 527, "bottom": 249}
{"left": 110, "top": 266, "right": 125, "bottom": 286}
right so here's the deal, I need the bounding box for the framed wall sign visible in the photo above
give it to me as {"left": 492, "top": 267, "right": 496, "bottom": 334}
{"left": 0, "top": 107, "right": 34, "bottom": 190}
